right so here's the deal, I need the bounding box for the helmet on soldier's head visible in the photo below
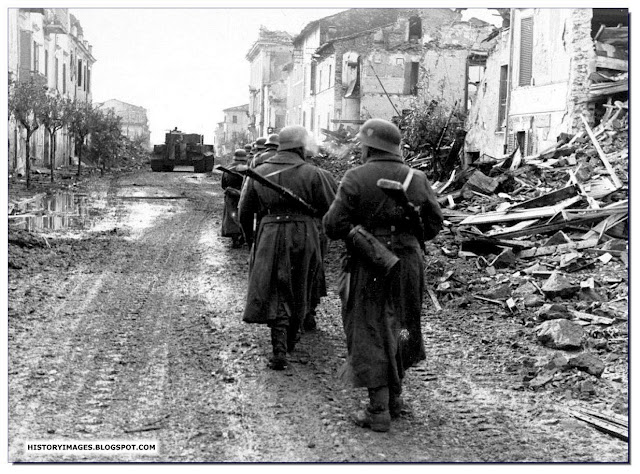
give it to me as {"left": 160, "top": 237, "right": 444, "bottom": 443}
{"left": 244, "top": 144, "right": 252, "bottom": 152}
{"left": 265, "top": 134, "right": 279, "bottom": 147}
{"left": 233, "top": 149, "right": 247, "bottom": 162}
{"left": 278, "top": 126, "right": 308, "bottom": 151}
{"left": 255, "top": 137, "right": 267, "bottom": 150}
{"left": 357, "top": 118, "right": 402, "bottom": 156}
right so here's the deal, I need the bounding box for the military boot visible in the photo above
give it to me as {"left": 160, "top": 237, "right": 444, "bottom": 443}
{"left": 352, "top": 386, "right": 391, "bottom": 432}
{"left": 389, "top": 384, "right": 411, "bottom": 418}
{"left": 268, "top": 326, "right": 288, "bottom": 370}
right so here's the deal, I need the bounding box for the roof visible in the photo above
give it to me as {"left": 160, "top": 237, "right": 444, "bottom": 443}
{"left": 223, "top": 104, "right": 249, "bottom": 112}
{"left": 246, "top": 27, "right": 293, "bottom": 60}
{"left": 98, "top": 99, "right": 147, "bottom": 112}
{"left": 293, "top": 9, "right": 399, "bottom": 44}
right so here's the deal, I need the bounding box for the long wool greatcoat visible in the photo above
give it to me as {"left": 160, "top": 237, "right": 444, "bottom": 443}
{"left": 238, "top": 151, "right": 337, "bottom": 326}
{"left": 220, "top": 161, "right": 245, "bottom": 238}
{"left": 323, "top": 152, "right": 443, "bottom": 389}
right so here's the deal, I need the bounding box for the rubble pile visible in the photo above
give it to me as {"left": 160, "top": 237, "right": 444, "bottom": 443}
{"left": 427, "top": 98, "right": 628, "bottom": 403}
{"left": 310, "top": 127, "right": 362, "bottom": 180}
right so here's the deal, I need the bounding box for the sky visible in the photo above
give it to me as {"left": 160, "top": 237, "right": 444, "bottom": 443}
{"left": 64, "top": 4, "right": 504, "bottom": 146}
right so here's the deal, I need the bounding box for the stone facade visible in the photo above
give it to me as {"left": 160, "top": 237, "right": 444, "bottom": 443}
{"left": 284, "top": 8, "right": 496, "bottom": 142}
{"left": 246, "top": 27, "right": 292, "bottom": 139}
{"left": 98, "top": 99, "right": 151, "bottom": 150}
{"left": 214, "top": 104, "right": 250, "bottom": 157}
{"left": 465, "top": 8, "right": 627, "bottom": 160}
{"left": 8, "top": 8, "right": 95, "bottom": 174}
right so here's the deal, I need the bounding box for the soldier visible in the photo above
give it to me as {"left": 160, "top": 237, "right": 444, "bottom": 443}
{"left": 238, "top": 125, "right": 337, "bottom": 370}
{"left": 303, "top": 154, "right": 337, "bottom": 332}
{"left": 250, "top": 137, "right": 267, "bottom": 163}
{"left": 220, "top": 149, "right": 248, "bottom": 248}
{"left": 323, "top": 118, "right": 443, "bottom": 432}
{"left": 251, "top": 133, "right": 279, "bottom": 168}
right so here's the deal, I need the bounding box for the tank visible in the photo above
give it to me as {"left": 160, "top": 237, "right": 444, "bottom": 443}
{"left": 151, "top": 129, "right": 215, "bottom": 172}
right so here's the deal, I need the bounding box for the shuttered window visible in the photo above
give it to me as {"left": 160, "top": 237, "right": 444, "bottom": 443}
{"left": 19, "top": 30, "right": 32, "bottom": 81}
{"left": 33, "top": 41, "right": 39, "bottom": 72}
{"left": 519, "top": 17, "right": 533, "bottom": 86}
{"left": 498, "top": 65, "right": 509, "bottom": 129}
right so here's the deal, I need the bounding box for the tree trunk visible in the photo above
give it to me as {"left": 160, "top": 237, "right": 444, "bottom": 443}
{"left": 50, "top": 130, "right": 55, "bottom": 182}
{"left": 76, "top": 136, "right": 83, "bottom": 177}
{"left": 25, "top": 131, "right": 32, "bottom": 189}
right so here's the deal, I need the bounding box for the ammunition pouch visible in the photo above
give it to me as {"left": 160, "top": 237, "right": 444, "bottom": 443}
{"left": 347, "top": 225, "right": 400, "bottom": 275}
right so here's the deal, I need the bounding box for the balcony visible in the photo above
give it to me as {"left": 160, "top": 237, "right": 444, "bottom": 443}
{"left": 44, "top": 21, "right": 67, "bottom": 35}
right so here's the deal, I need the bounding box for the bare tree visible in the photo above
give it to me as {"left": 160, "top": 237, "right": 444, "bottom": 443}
{"left": 8, "top": 75, "right": 48, "bottom": 188}
{"left": 66, "top": 99, "right": 100, "bottom": 178}
{"left": 39, "top": 90, "right": 70, "bottom": 182}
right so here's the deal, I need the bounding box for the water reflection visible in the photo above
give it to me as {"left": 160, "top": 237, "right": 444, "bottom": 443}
{"left": 8, "top": 192, "right": 89, "bottom": 232}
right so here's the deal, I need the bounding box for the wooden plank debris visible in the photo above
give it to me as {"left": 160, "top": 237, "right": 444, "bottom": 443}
{"left": 571, "top": 410, "right": 628, "bottom": 441}
{"left": 580, "top": 114, "right": 622, "bottom": 188}
{"left": 574, "top": 405, "right": 628, "bottom": 428}
{"left": 510, "top": 185, "right": 579, "bottom": 210}
{"left": 596, "top": 56, "right": 628, "bottom": 71}
{"left": 568, "top": 309, "right": 615, "bottom": 326}
{"left": 459, "top": 196, "right": 582, "bottom": 226}
{"left": 427, "top": 287, "right": 442, "bottom": 312}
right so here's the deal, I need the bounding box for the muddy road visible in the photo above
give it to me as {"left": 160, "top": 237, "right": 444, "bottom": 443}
{"left": 8, "top": 168, "right": 628, "bottom": 462}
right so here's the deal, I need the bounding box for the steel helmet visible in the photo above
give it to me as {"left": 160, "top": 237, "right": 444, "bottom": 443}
{"left": 255, "top": 137, "right": 267, "bottom": 150}
{"left": 233, "top": 149, "right": 247, "bottom": 161}
{"left": 278, "top": 126, "right": 309, "bottom": 151}
{"left": 244, "top": 144, "right": 252, "bottom": 151}
{"left": 265, "top": 133, "right": 279, "bottom": 147}
{"left": 357, "top": 118, "right": 402, "bottom": 156}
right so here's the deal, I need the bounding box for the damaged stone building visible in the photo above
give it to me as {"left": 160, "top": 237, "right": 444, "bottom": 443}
{"left": 284, "top": 8, "right": 496, "bottom": 143}
{"left": 97, "top": 99, "right": 151, "bottom": 150}
{"left": 245, "top": 27, "right": 293, "bottom": 139}
{"left": 8, "top": 8, "right": 95, "bottom": 174}
{"left": 465, "top": 8, "right": 628, "bottom": 161}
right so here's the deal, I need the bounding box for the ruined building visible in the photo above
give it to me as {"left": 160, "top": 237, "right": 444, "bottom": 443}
{"left": 465, "top": 8, "right": 628, "bottom": 161}
{"left": 8, "top": 8, "right": 96, "bottom": 173}
{"left": 98, "top": 99, "right": 151, "bottom": 150}
{"left": 246, "top": 27, "right": 293, "bottom": 139}
{"left": 284, "top": 8, "right": 496, "bottom": 142}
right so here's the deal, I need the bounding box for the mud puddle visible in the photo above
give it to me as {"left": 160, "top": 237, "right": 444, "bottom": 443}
{"left": 8, "top": 192, "right": 91, "bottom": 232}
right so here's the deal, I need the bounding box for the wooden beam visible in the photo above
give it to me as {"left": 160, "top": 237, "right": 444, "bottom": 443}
{"left": 573, "top": 406, "right": 628, "bottom": 428}
{"left": 459, "top": 196, "right": 582, "bottom": 226}
{"left": 427, "top": 287, "right": 442, "bottom": 311}
{"left": 596, "top": 56, "right": 628, "bottom": 71}
{"left": 589, "top": 81, "right": 628, "bottom": 98}
{"left": 580, "top": 115, "right": 622, "bottom": 188}
{"left": 568, "top": 309, "right": 615, "bottom": 325}
{"left": 460, "top": 233, "right": 536, "bottom": 250}
{"left": 510, "top": 185, "right": 579, "bottom": 210}
{"left": 571, "top": 410, "right": 628, "bottom": 441}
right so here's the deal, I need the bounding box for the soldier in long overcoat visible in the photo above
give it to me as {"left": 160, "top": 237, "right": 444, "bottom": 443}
{"left": 220, "top": 149, "right": 248, "bottom": 247}
{"left": 323, "top": 118, "right": 443, "bottom": 432}
{"left": 238, "top": 125, "right": 337, "bottom": 370}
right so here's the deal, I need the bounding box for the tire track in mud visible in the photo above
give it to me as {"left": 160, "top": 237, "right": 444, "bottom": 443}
{"left": 9, "top": 173, "right": 214, "bottom": 461}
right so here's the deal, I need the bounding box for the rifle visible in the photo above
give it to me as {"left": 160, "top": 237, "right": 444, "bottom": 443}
{"left": 217, "top": 164, "right": 319, "bottom": 216}
{"left": 376, "top": 177, "right": 426, "bottom": 252}
{"left": 215, "top": 164, "right": 244, "bottom": 179}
